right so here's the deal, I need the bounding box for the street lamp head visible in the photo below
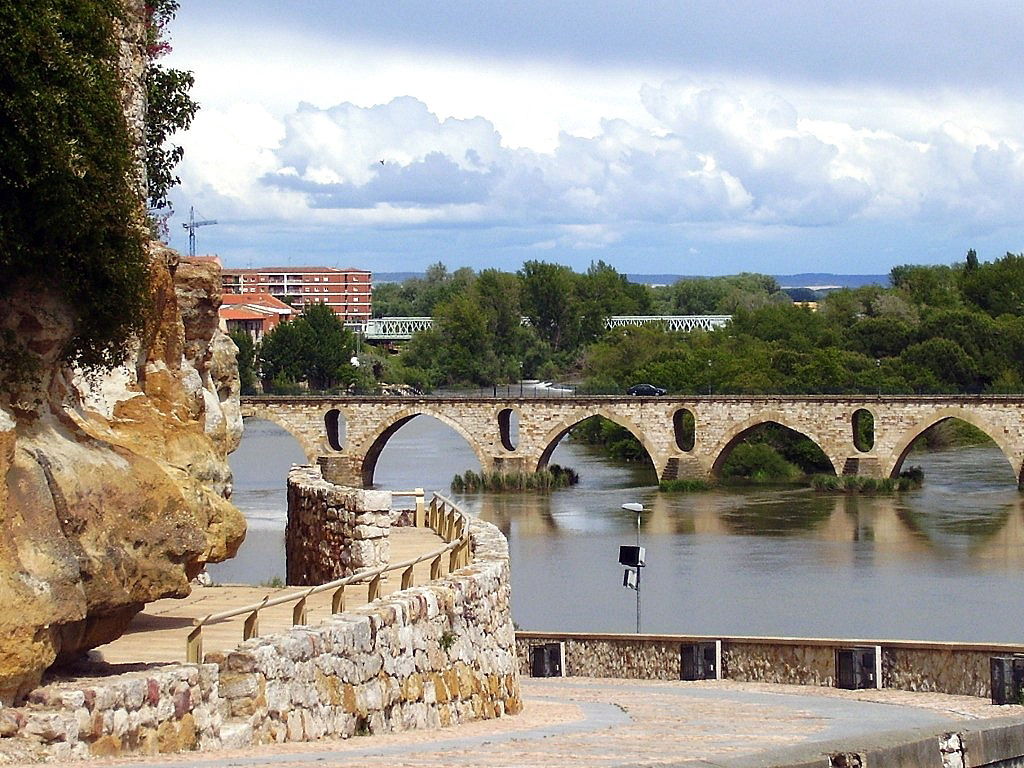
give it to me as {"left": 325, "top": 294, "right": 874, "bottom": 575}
{"left": 621, "top": 502, "right": 645, "bottom": 513}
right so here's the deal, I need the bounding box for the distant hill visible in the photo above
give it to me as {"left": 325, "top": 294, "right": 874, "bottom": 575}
{"left": 626, "top": 273, "right": 891, "bottom": 288}
{"left": 374, "top": 272, "right": 422, "bottom": 284}
{"left": 375, "top": 271, "right": 892, "bottom": 289}
{"left": 773, "top": 273, "right": 891, "bottom": 289}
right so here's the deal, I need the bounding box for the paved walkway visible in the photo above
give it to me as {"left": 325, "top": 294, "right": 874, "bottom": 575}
{"left": 62, "top": 677, "right": 1020, "bottom": 768}
{"left": 98, "top": 527, "right": 446, "bottom": 666}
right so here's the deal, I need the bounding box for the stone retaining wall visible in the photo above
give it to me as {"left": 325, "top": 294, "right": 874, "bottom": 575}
{"left": 0, "top": 664, "right": 219, "bottom": 762}
{"left": 286, "top": 465, "right": 392, "bottom": 585}
{"left": 517, "top": 632, "right": 1021, "bottom": 697}
{"left": 214, "top": 516, "right": 521, "bottom": 745}
{"left": 0, "top": 499, "right": 519, "bottom": 761}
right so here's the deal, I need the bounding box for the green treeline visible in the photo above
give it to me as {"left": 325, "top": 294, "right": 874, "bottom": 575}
{"left": 373, "top": 251, "right": 1024, "bottom": 395}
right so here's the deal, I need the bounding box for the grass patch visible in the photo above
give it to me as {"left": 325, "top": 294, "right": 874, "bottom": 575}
{"left": 451, "top": 464, "right": 579, "bottom": 493}
{"left": 810, "top": 466, "right": 924, "bottom": 493}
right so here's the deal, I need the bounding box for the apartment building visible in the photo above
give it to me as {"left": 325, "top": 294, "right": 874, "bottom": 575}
{"left": 221, "top": 266, "right": 372, "bottom": 324}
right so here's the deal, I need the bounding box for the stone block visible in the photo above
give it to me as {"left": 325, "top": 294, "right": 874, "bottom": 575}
{"left": 962, "top": 722, "right": 1024, "bottom": 767}
{"left": 89, "top": 734, "right": 123, "bottom": 757}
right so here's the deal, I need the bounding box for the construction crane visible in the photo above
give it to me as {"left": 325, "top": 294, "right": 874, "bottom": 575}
{"left": 181, "top": 206, "right": 217, "bottom": 258}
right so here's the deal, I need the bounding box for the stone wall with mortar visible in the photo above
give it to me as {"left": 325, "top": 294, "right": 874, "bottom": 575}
{"left": 286, "top": 466, "right": 391, "bottom": 585}
{"left": 0, "top": 664, "right": 220, "bottom": 763}
{"left": 244, "top": 394, "right": 1024, "bottom": 486}
{"left": 213, "top": 514, "right": 521, "bottom": 745}
{"left": 0, "top": 511, "right": 520, "bottom": 761}
{"left": 517, "top": 632, "right": 1024, "bottom": 698}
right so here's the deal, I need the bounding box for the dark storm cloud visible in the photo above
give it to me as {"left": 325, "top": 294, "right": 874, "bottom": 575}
{"left": 178, "top": 0, "right": 1024, "bottom": 93}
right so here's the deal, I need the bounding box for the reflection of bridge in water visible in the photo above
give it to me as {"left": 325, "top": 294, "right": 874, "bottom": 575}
{"left": 474, "top": 491, "right": 1024, "bottom": 569}
{"left": 242, "top": 395, "right": 1024, "bottom": 488}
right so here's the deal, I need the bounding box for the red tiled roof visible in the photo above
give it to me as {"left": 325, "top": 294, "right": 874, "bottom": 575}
{"left": 221, "top": 293, "right": 294, "bottom": 311}
{"left": 221, "top": 308, "right": 267, "bottom": 321}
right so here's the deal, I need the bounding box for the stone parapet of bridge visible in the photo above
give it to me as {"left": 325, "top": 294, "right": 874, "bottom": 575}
{"left": 241, "top": 395, "right": 1024, "bottom": 488}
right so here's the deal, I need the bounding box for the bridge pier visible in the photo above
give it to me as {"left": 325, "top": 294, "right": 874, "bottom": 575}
{"left": 660, "top": 455, "right": 707, "bottom": 483}
{"left": 490, "top": 455, "right": 531, "bottom": 474}
{"left": 840, "top": 456, "right": 882, "bottom": 477}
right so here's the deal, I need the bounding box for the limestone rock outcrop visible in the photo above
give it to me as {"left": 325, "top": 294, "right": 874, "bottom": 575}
{"left": 0, "top": 247, "right": 246, "bottom": 703}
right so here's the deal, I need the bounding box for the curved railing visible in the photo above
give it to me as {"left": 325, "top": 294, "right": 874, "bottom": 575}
{"left": 185, "top": 492, "right": 472, "bottom": 662}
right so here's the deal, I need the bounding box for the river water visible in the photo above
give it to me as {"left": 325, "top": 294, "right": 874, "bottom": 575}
{"left": 210, "top": 416, "right": 1024, "bottom": 643}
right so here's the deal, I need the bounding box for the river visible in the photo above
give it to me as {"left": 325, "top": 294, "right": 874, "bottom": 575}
{"left": 209, "top": 416, "right": 1024, "bottom": 643}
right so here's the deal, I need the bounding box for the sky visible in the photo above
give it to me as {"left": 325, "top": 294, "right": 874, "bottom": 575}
{"left": 162, "top": 1, "right": 1024, "bottom": 276}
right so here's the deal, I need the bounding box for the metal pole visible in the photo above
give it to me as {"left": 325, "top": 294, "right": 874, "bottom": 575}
{"left": 636, "top": 562, "right": 641, "bottom": 633}
{"left": 636, "top": 508, "right": 641, "bottom": 633}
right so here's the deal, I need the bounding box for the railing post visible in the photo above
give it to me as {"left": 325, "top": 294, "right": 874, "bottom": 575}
{"left": 292, "top": 597, "right": 307, "bottom": 626}
{"left": 243, "top": 610, "right": 259, "bottom": 640}
{"left": 331, "top": 585, "right": 345, "bottom": 614}
{"left": 449, "top": 546, "right": 460, "bottom": 572}
{"left": 402, "top": 565, "right": 414, "bottom": 590}
{"left": 430, "top": 554, "right": 442, "bottom": 580}
{"left": 414, "top": 488, "right": 425, "bottom": 527}
{"left": 368, "top": 574, "right": 381, "bottom": 601}
{"left": 428, "top": 497, "right": 438, "bottom": 530}
{"left": 186, "top": 626, "right": 203, "bottom": 663}
{"left": 435, "top": 501, "right": 446, "bottom": 535}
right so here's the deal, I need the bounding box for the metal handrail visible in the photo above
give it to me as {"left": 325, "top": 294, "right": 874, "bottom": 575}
{"left": 185, "top": 490, "right": 472, "bottom": 662}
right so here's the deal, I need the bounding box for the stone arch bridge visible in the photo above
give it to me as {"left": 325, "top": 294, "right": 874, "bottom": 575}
{"left": 240, "top": 395, "right": 1024, "bottom": 488}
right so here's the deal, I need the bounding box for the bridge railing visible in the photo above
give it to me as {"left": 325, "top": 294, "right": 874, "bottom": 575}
{"left": 185, "top": 491, "right": 472, "bottom": 662}
{"left": 363, "top": 314, "right": 732, "bottom": 341}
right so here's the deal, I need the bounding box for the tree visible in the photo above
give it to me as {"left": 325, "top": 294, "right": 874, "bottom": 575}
{"left": 890, "top": 264, "right": 962, "bottom": 307}
{"left": 898, "top": 338, "right": 978, "bottom": 392}
{"left": 0, "top": 0, "right": 150, "bottom": 375}
{"left": 519, "top": 261, "right": 580, "bottom": 350}
{"left": 228, "top": 329, "right": 257, "bottom": 394}
{"left": 300, "top": 303, "right": 356, "bottom": 390}
{"left": 961, "top": 252, "right": 1024, "bottom": 317}
{"left": 966, "top": 248, "right": 979, "bottom": 271}
{"left": 432, "top": 294, "right": 497, "bottom": 385}
{"left": 259, "top": 304, "right": 355, "bottom": 391}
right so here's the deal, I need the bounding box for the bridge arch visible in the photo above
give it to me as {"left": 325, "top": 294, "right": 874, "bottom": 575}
{"left": 358, "top": 407, "right": 489, "bottom": 486}
{"left": 709, "top": 412, "right": 838, "bottom": 477}
{"left": 242, "top": 406, "right": 321, "bottom": 460}
{"left": 887, "top": 408, "right": 1022, "bottom": 481}
{"left": 534, "top": 408, "right": 659, "bottom": 473}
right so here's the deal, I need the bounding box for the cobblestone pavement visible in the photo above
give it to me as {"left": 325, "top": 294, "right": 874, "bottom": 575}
{"left": 49, "top": 677, "right": 1022, "bottom": 768}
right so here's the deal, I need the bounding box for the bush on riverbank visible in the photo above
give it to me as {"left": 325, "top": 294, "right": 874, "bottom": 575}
{"left": 720, "top": 443, "right": 802, "bottom": 483}
{"left": 658, "top": 478, "right": 715, "bottom": 493}
{"left": 810, "top": 466, "right": 924, "bottom": 493}
{"left": 451, "top": 464, "right": 580, "bottom": 492}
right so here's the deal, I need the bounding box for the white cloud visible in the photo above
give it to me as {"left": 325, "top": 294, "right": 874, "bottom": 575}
{"left": 170, "top": 73, "right": 1024, "bottom": 271}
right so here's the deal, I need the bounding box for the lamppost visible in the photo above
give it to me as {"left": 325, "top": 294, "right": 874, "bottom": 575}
{"left": 620, "top": 502, "right": 646, "bottom": 633}
{"left": 876, "top": 358, "right": 881, "bottom": 397}
{"left": 707, "top": 359, "right": 712, "bottom": 396}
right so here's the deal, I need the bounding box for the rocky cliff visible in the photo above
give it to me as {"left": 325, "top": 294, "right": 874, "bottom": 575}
{"left": 0, "top": 247, "right": 246, "bottom": 703}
